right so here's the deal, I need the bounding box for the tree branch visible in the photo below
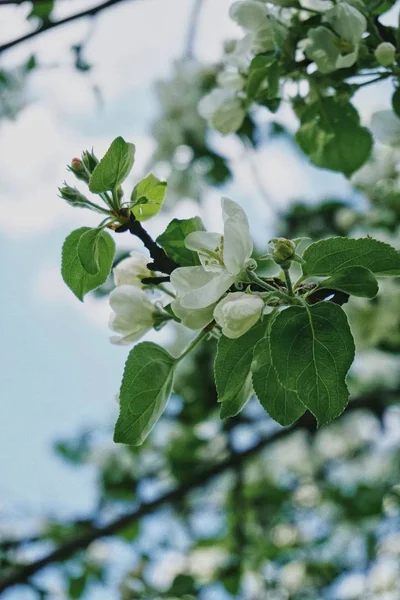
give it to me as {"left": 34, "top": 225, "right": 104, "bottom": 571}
{"left": 184, "top": 0, "right": 204, "bottom": 59}
{"left": 0, "top": 390, "right": 394, "bottom": 593}
{"left": 115, "top": 214, "right": 178, "bottom": 274}
{"left": 0, "top": 0, "right": 133, "bottom": 55}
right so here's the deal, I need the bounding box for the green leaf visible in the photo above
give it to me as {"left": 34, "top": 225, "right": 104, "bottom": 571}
{"left": 114, "top": 343, "right": 176, "bottom": 445}
{"left": 270, "top": 303, "right": 355, "bottom": 425}
{"left": 302, "top": 237, "right": 400, "bottom": 277}
{"left": 296, "top": 99, "right": 372, "bottom": 176}
{"left": 252, "top": 319, "right": 305, "bottom": 426}
{"left": 246, "top": 55, "right": 276, "bottom": 101}
{"left": 214, "top": 321, "right": 267, "bottom": 419}
{"left": 77, "top": 228, "right": 115, "bottom": 275}
{"left": 392, "top": 88, "right": 400, "bottom": 119}
{"left": 61, "top": 227, "right": 115, "bottom": 301}
{"left": 317, "top": 266, "right": 378, "bottom": 298}
{"left": 157, "top": 217, "right": 205, "bottom": 267}
{"left": 131, "top": 173, "right": 167, "bottom": 221}
{"left": 28, "top": 0, "right": 54, "bottom": 21}
{"left": 89, "top": 136, "right": 135, "bottom": 193}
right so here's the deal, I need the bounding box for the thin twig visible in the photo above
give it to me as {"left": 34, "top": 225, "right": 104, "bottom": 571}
{"left": 184, "top": 0, "right": 204, "bottom": 59}
{"left": 0, "top": 0, "right": 134, "bottom": 55}
{"left": 0, "top": 390, "right": 394, "bottom": 593}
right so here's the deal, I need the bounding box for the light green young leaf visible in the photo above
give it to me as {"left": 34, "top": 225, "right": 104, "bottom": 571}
{"left": 157, "top": 217, "right": 205, "bottom": 267}
{"left": 252, "top": 323, "right": 305, "bottom": 426}
{"left": 317, "top": 266, "right": 378, "bottom": 298}
{"left": 270, "top": 303, "right": 355, "bottom": 425}
{"left": 89, "top": 136, "right": 135, "bottom": 193}
{"left": 302, "top": 237, "right": 400, "bottom": 277}
{"left": 214, "top": 320, "right": 267, "bottom": 419}
{"left": 131, "top": 173, "right": 167, "bottom": 221}
{"left": 77, "top": 228, "right": 115, "bottom": 275}
{"left": 114, "top": 342, "right": 176, "bottom": 445}
{"left": 61, "top": 227, "right": 115, "bottom": 301}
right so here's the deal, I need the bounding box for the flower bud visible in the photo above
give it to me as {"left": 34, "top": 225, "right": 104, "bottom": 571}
{"left": 109, "top": 286, "right": 163, "bottom": 345}
{"left": 81, "top": 149, "right": 99, "bottom": 174}
{"left": 113, "top": 252, "right": 152, "bottom": 288}
{"left": 58, "top": 184, "right": 91, "bottom": 208}
{"left": 270, "top": 238, "right": 296, "bottom": 266}
{"left": 374, "top": 42, "right": 396, "bottom": 67}
{"left": 213, "top": 292, "right": 264, "bottom": 339}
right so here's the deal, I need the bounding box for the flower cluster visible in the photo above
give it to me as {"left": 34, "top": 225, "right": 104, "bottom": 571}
{"left": 108, "top": 198, "right": 274, "bottom": 342}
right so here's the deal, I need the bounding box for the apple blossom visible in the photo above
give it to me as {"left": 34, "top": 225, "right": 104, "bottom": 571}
{"left": 109, "top": 285, "right": 167, "bottom": 345}
{"left": 213, "top": 292, "right": 264, "bottom": 338}
{"left": 170, "top": 198, "right": 254, "bottom": 309}
{"left": 198, "top": 88, "right": 245, "bottom": 135}
{"left": 113, "top": 251, "right": 152, "bottom": 287}
{"left": 303, "top": 2, "right": 366, "bottom": 73}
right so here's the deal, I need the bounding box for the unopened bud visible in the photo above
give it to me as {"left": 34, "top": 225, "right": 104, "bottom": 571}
{"left": 81, "top": 149, "right": 99, "bottom": 175}
{"left": 374, "top": 42, "right": 396, "bottom": 67}
{"left": 270, "top": 237, "right": 296, "bottom": 266}
{"left": 59, "top": 184, "right": 91, "bottom": 208}
{"left": 71, "top": 157, "right": 83, "bottom": 170}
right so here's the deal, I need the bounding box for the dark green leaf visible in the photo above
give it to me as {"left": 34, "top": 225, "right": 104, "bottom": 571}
{"left": 157, "top": 217, "right": 205, "bottom": 266}
{"left": 114, "top": 343, "right": 176, "bottom": 445}
{"left": 214, "top": 321, "right": 268, "bottom": 419}
{"left": 252, "top": 319, "right": 305, "bottom": 426}
{"left": 89, "top": 136, "right": 135, "bottom": 193}
{"left": 392, "top": 88, "right": 400, "bottom": 119}
{"left": 246, "top": 55, "right": 276, "bottom": 101}
{"left": 270, "top": 303, "right": 355, "bottom": 425}
{"left": 77, "top": 228, "right": 115, "bottom": 275}
{"left": 302, "top": 237, "right": 400, "bottom": 277}
{"left": 61, "top": 227, "right": 115, "bottom": 301}
{"left": 28, "top": 0, "right": 54, "bottom": 21}
{"left": 68, "top": 574, "right": 87, "bottom": 599}
{"left": 296, "top": 99, "right": 373, "bottom": 175}
{"left": 317, "top": 266, "right": 378, "bottom": 298}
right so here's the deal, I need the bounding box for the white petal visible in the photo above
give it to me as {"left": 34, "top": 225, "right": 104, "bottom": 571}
{"left": 370, "top": 110, "right": 400, "bottom": 147}
{"left": 221, "top": 198, "right": 253, "bottom": 275}
{"left": 214, "top": 292, "right": 264, "bottom": 339}
{"left": 113, "top": 252, "right": 151, "bottom": 287}
{"left": 170, "top": 267, "right": 235, "bottom": 309}
{"left": 109, "top": 286, "right": 154, "bottom": 323}
{"left": 229, "top": 0, "right": 267, "bottom": 32}
{"left": 110, "top": 325, "right": 150, "bottom": 345}
{"left": 171, "top": 299, "right": 215, "bottom": 330}
{"left": 185, "top": 231, "right": 222, "bottom": 253}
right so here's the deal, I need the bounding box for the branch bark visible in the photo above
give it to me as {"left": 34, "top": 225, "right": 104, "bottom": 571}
{"left": 0, "top": 390, "right": 393, "bottom": 593}
{"left": 0, "top": 0, "right": 133, "bottom": 55}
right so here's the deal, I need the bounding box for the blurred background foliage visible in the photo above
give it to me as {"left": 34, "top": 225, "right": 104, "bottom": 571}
{"left": 1, "top": 0, "right": 400, "bottom": 599}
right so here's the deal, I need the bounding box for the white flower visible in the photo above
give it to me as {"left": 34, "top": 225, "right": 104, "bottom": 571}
{"left": 325, "top": 3, "right": 366, "bottom": 45}
{"left": 108, "top": 285, "right": 165, "bottom": 345}
{"left": 198, "top": 88, "right": 245, "bottom": 135}
{"left": 370, "top": 110, "right": 400, "bottom": 147}
{"left": 113, "top": 251, "right": 151, "bottom": 287}
{"left": 229, "top": 1, "right": 267, "bottom": 32}
{"left": 217, "top": 70, "right": 245, "bottom": 91}
{"left": 304, "top": 2, "right": 366, "bottom": 73}
{"left": 170, "top": 198, "right": 253, "bottom": 309}
{"left": 213, "top": 292, "right": 264, "bottom": 338}
{"left": 171, "top": 299, "right": 215, "bottom": 330}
